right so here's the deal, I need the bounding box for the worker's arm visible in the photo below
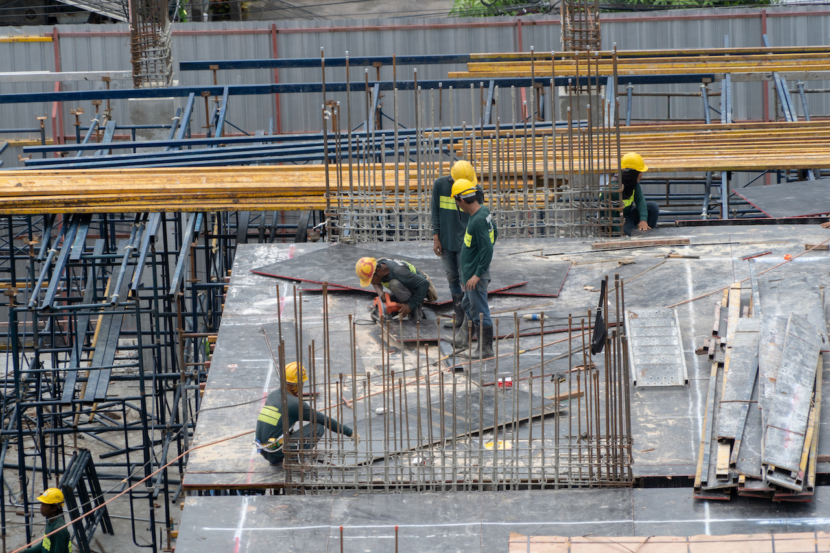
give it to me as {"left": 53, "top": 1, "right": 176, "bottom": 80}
{"left": 50, "top": 528, "right": 71, "bottom": 553}
{"left": 431, "top": 179, "right": 441, "bottom": 236}
{"left": 20, "top": 543, "right": 42, "bottom": 553}
{"left": 473, "top": 215, "right": 495, "bottom": 278}
{"left": 302, "top": 406, "right": 353, "bottom": 437}
{"left": 372, "top": 283, "right": 384, "bottom": 297}
{"left": 634, "top": 183, "right": 648, "bottom": 222}
{"left": 431, "top": 180, "right": 442, "bottom": 255}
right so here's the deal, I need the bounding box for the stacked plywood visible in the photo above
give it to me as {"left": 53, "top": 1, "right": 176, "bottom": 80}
{"left": 694, "top": 267, "right": 826, "bottom": 501}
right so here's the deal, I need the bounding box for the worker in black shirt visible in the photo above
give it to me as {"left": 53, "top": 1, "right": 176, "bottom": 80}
{"left": 255, "top": 362, "right": 355, "bottom": 465}
{"left": 431, "top": 160, "right": 475, "bottom": 328}
{"left": 21, "top": 488, "right": 72, "bottom": 553}
{"left": 355, "top": 257, "right": 438, "bottom": 320}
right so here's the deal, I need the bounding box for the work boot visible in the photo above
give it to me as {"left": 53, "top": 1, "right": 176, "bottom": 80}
{"left": 460, "top": 324, "right": 494, "bottom": 359}
{"left": 480, "top": 324, "right": 495, "bottom": 359}
{"left": 443, "top": 294, "right": 465, "bottom": 329}
{"left": 452, "top": 319, "right": 471, "bottom": 350}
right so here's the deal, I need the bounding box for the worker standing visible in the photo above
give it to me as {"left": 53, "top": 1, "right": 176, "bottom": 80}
{"left": 255, "top": 362, "right": 355, "bottom": 465}
{"left": 355, "top": 257, "right": 438, "bottom": 321}
{"left": 603, "top": 153, "right": 659, "bottom": 236}
{"left": 21, "top": 489, "right": 72, "bottom": 553}
{"left": 431, "top": 160, "right": 474, "bottom": 328}
{"left": 450, "top": 179, "right": 497, "bottom": 358}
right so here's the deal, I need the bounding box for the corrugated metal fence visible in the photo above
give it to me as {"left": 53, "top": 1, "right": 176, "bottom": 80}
{"left": 2, "top": 6, "right": 830, "bottom": 169}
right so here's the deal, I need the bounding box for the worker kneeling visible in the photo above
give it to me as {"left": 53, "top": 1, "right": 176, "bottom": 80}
{"left": 450, "top": 178, "right": 498, "bottom": 359}
{"left": 608, "top": 153, "right": 659, "bottom": 236}
{"left": 355, "top": 257, "right": 438, "bottom": 321}
{"left": 255, "top": 362, "right": 354, "bottom": 465}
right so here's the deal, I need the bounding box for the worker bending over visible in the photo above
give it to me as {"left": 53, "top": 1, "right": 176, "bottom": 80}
{"left": 355, "top": 257, "right": 438, "bottom": 320}
{"left": 21, "top": 489, "right": 72, "bottom": 553}
{"left": 255, "top": 362, "right": 354, "bottom": 465}
{"left": 605, "top": 153, "right": 659, "bottom": 236}
{"left": 451, "top": 179, "right": 497, "bottom": 358}
{"left": 431, "top": 160, "right": 474, "bottom": 328}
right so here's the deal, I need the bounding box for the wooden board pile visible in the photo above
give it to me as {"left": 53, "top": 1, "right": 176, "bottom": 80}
{"left": 694, "top": 265, "right": 826, "bottom": 501}
{"left": 449, "top": 47, "right": 830, "bottom": 79}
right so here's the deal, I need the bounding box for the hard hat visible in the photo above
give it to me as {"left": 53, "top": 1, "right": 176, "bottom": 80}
{"left": 36, "top": 488, "right": 64, "bottom": 505}
{"left": 451, "top": 178, "right": 477, "bottom": 200}
{"left": 451, "top": 160, "right": 478, "bottom": 185}
{"left": 620, "top": 152, "right": 648, "bottom": 173}
{"left": 355, "top": 257, "right": 377, "bottom": 287}
{"left": 284, "top": 362, "right": 308, "bottom": 384}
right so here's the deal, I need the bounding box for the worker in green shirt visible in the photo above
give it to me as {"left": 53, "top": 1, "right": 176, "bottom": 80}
{"left": 431, "top": 160, "right": 474, "bottom": 328}
{"left": 601, "top": 152, "right": 659, "bottom": 236}
{"left": 255, "top": 362, "right": 356, "bottom": 465}
{"left": 449, "top": 178, "right": 497, "bottom": 359}
{"left": 22, "top": 488, "right": 72, "bottom": 553}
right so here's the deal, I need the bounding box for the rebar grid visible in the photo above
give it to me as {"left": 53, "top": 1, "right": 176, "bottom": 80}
{"left": 267, "top": 276, "right": 633, "bottom": 494}
{"left": 561, "top": 0, "right": 601, "bottom": 53}
{"left": 325, "top": 53, "right": 623, "bottom": 241}
{"left": 129, "top": 0, "right": 173, "bottom": 88}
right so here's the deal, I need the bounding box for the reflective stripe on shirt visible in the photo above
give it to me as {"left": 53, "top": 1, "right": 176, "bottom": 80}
{"left": 439, "top": 196, "right": 457, "bottom": 210}
{"left": 257, "top": 405, "right": 282, "bottom": 426}
{"left": 44, "top": 537, "right": 51, "bottom": 552}
{"left": 623, "top": 194, "right": 634, "bottom": 208}
{"left": 463, "top": 228, "right": 496, "bottom": 248}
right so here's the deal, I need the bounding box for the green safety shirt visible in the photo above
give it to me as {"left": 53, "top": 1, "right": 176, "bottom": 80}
{"left": 256, "top": 392, "right": 352, "bottom": 461}
{"left": 376, "top": 258, "right": 431, "bottom": 311}
{"left": 430, "top": 176, "right": 469, "bottom": 252}
{"left": 600, "top": 174, "right": 647, "bottom": 222}
{"left": 22, "top": 516, "right": 71, "bottom": 553}
{"left": 461, "top": 206, "right": 497, "bottom": 280}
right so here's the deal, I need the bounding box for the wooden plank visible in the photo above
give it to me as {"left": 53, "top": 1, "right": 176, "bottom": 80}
{"left": 725, "top": 283, "right": 742, "bottom": 349}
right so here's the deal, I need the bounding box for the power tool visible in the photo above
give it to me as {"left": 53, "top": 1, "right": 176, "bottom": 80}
{"left": 371, "top": 292, "right": 403, "bottom": 322}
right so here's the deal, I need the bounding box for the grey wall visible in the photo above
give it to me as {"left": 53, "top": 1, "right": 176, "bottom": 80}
{"left": 2, "top": 6, "right": 830, "bottom": 169}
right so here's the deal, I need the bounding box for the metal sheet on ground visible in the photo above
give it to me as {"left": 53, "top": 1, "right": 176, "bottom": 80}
{"left": 625, "top": 307, "right": 688, "bottom": 387}
{"left": 733, "top": 179, "right": 830, "bottom": 218}
{"left": 341, "top": 386, "right": 560, "bottom": 466}
{"left": 717, "top": 318, "right": 759, "bottom": 441}
{"left": 175, "top": 487, "right": 830, "bottom": 551}
{"left": 763, "top": 315, "right": 822, "bottom": 475}
{"left": 250, "top": 245, "right": 531, "bottom": 305}
{"left": 758, "top": 315, "right": 787, "bottom": 429}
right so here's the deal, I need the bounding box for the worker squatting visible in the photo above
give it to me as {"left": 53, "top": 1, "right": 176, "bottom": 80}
{"left": 253, "top": 153, "right": 657, "bottom": 466}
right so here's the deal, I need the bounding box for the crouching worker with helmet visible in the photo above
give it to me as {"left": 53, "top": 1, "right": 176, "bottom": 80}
{"left": 21, "top": 488, "right": 71, "bottom": 553}
{"left": 355, "top": 257, "right": 438, "bottom": 321}
{"left": 255, "top": 362, "right": 355, "bottom": 465}
{"left": 450, "top": 179, "right": 498, "bottom": 359}
{"left": 602, "top": 152, "right": 659, "bottom": 236}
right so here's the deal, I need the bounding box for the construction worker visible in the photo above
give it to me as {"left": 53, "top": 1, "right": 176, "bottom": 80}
{"left": 255, "top": 362, "right": 355, "bottom": 465}
{"left": 603, "top": 152, "right": 659, "bottom": 236}
{"left": 431, "top": 160, "right": 474, "bottom": 328}
{"left": 450, "top": 178, "right": 497, "bottom": 358}
{"left": 355, "top": 257, "right": 438, "bottom": 320}
{"left": 21, "top": 488, "right": 72, "bottom": 553}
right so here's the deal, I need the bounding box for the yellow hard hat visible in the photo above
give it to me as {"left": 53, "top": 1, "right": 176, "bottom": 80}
{"left": 355, "top": 257, "right": 377, "bottom": 288}
{"left": 284, "top": 362, "right": 308, "bottom": 384}
{"left": 451, "top": 160, "right": 478, "bottom": 185}
{"left": 36, "top": 488, "right": 64, "bottom": 505}
{"left": 620, "top": 152, "right": 648, "bottom": 173}
{"left": 451, "top": 178, "right": 477, "bottom": 200}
